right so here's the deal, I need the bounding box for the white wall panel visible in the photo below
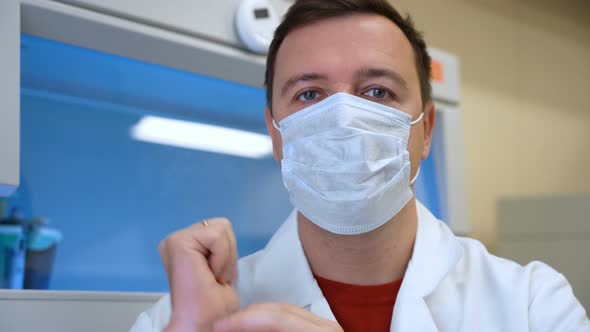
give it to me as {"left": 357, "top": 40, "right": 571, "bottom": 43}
{"left": 0, "top": 0, "right": 20, "bottom": 197}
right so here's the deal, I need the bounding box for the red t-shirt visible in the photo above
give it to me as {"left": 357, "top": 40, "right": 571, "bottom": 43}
{"left": 314, "top": 274, "right": 403, "bottom": 332}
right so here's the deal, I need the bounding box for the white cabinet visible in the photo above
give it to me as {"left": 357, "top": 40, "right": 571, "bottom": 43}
{"left": 0, "top": 290, "right": 163, "bottom": 332}
{"left": 55, "top": 0, "right": 292, "bottom": 53}
{"left": 0, "top": 0, "right": 20, "bottom": 197}
{"left": 58, "top": 0, "right": 246, "bottom": 49}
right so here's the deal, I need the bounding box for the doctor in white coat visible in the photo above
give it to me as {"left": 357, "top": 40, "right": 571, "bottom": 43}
{"left": 132, "top": 0, "right": 590, "bottom": 331}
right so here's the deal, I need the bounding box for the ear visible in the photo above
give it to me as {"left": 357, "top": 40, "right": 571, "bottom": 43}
{"left": 421, "top": 100, "right": 436, "bottom": 160}
{"left": 264, "top": 106, "right": 282, "bottom": 163}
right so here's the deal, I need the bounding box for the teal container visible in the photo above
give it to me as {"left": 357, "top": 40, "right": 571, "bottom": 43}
{"left": 0, "top": 226, "right": 26, "bottom": 289}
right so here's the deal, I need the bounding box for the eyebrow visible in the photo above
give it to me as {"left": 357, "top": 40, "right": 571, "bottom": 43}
{"left": 356, "top": 67, "right": 408, "bottom": 90}
{"left": 281, "top": 72, "right": 328, "bottom": 97}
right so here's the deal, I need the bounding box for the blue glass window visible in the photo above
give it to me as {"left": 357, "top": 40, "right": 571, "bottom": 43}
{"left": 15, "top": 34, "right": 292, "bottom": 291}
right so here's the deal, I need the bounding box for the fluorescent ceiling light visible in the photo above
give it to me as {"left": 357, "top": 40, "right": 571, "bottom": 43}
{"left": 130, "top": 116, "right": 273, "bottom": 159}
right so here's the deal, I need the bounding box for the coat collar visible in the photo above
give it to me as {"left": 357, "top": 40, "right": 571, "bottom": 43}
{"left": 251, "top": 201, "right": 463, "bottom": 329}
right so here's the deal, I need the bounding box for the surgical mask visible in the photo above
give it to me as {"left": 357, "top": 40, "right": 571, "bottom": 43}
{"left": 273, "top": 92, "right": 423, "bottom": 235}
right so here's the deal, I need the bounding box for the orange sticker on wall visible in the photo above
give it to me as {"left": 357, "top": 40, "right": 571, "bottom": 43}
{"left": 431, "top": 60, "right": 444, "bottom": 83}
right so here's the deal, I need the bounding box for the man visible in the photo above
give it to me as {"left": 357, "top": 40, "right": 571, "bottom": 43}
{"left": 132, "top": 0, "right": 590, "bottom": 331}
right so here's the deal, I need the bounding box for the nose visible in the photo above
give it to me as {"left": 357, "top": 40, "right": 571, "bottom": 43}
{"left": 330, "top": 84, "right": 355, "bottom": 97}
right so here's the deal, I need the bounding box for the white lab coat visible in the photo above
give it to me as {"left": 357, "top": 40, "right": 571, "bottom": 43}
{"left": 131, "top": 202, "right": 590, "bottom": 331}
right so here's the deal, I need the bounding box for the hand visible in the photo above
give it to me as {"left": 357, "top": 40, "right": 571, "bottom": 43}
{"left": 213, "top": 303, "right": 343, "bottom": 332}
{"left": 159, "top": 218, "right": 240, "bottom": 332}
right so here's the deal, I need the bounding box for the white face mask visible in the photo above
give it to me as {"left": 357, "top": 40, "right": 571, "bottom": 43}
{"left": 273, "top": 93, "right": 423, "bottom": 235}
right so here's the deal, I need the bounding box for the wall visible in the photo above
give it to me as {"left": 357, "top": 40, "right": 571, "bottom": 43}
{"left": 390, "top": 0, "right": 590, "bottom": 250}
{"left": 496, "top": 194, "right": 590, "bottom": 309}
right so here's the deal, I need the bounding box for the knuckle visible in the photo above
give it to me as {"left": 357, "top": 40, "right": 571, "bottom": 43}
{"left": 246, "top": 304, "right": 281, "bottom": 323}
{"left": 275, "top": 302, "right": 292, "bottom": 312}
{"left": 214, "top": 217, "right": 232, "bottom": 228}
{"left": 162, "top": 231, "right": 190, "bottom": 252}
{"left": 250, "top": 303, "right": 285, "bottom": 316}
{"left": 245, "top": 303, "right": 268, "bottom": 313}
{"left": 222, "top": 217, "right": 233, "bottom": 227}
{"left": 166, "top": 231, "right": 183, "bottom": 244}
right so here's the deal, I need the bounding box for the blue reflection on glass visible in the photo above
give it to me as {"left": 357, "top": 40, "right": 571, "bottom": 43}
{"left": 18, "top": 34, "right": 292, "bottom": 291}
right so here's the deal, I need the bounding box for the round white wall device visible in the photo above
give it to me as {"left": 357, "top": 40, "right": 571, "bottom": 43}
{"left": 235, "top": 0, "right": 279, "bottom": 54}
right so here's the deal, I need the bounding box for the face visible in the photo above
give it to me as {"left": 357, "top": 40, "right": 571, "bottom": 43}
{"left": 264, "top": 13, "right": 436, "bottom": 180}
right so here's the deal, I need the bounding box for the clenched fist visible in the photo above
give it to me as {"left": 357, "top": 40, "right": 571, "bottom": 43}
{"left": 159, "top": 217, "right": 239, "bottom": 332}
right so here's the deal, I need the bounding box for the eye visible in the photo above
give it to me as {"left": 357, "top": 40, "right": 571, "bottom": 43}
{"left": 297, "top": 90, "right": 320, "bottom": 103}
{"left": 364, "top": 87, "right": 391, "bottom": 99}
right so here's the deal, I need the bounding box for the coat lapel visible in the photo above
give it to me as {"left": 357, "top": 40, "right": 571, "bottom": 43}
{"left": 249, "top": 210, "right": 323, "bottom": 308}
{"left": 250, "top": 210, "right": 338, "bottom": 320}
{"left": 390, "top": 288, "right": 440, "bottom": 331}
{"left": 390, "top": 202, "right": 464, "bottom": 331}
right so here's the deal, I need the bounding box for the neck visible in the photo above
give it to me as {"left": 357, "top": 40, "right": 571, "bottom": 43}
{"left": 298, "top": 199, "right": 418, "bottom": 285}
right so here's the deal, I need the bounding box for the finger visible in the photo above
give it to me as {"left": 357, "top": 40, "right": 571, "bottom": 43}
{"left": 214, "top": 303, "right": 330, "bottom": 332}
{"left": 166, "top": 251, "right": 215, "bottom": 321}
{"left": 209, "top": 218, "right": 238, "bottom": 285}
{"left": 271, "top": 303, "right": 337, "bottom": 327}
{"left": 160, "top": 231, "right": 215, "bottom": 286}
{"left": 169, "top": 253, "right": 213, "bottom": 292}
{"left": 217, "top": 230, "right": 234, "bottom": 284}
{"left": 189, "top": 218, "right": 234, "bottom": 282}
{"left": 221, "top": 223, "right": 239, "bottom": 284}
{"left": 267, "top": 303, "right": 343, "bottom": 330}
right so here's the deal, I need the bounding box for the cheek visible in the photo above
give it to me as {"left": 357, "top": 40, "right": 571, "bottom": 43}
{"left": 272, "top": 131, "right": 284, "bottom": 164}
{"left": 407, "top": 124, "right": 425, "bottom": 168}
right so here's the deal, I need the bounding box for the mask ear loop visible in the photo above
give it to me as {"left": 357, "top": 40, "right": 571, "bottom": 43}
{"left": 410, "top": 166, "right": 421, "bottom": 185}
{"left": 409, "top": 112, "right": 424, "bottom": 185}
{"left": 410, "top": 112, "right": 424, "bottom": 125}
{"left": 272, "top": 118, "right": 281, "bottom": 131}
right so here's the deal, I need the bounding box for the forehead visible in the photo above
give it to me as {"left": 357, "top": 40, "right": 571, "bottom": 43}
{"left": 273, "top": 13, "right": 418, "bottom": 91}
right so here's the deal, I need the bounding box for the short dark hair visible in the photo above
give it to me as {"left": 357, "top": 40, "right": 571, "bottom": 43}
{"left": 264, "top": 0, "right": 432, "bottom": 110}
